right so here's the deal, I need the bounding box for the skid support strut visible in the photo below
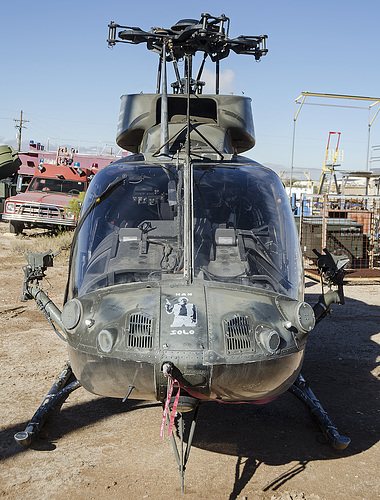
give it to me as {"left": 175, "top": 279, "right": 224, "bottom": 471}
{"left": 289, "top": 373, "right": 350, "bottom": 450}
{"left": 14, "top": 362, "right": 81, "bottom": 446}
{"left": 168, "top": 404, "right": 200, "bottom": 494}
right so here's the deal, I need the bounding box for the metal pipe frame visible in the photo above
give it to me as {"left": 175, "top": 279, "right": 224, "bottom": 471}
{"left": 290, "top": 92, "right": 380, "bottom": 196}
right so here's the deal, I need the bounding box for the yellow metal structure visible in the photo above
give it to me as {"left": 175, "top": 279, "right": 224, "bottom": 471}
{"left": 318, "top": 132, "right": 343, "bottom": 194}
{"left": 303, "top": 171, "right": 311, "bottom": 190}
{"left": 290, "top": 92, "right": 380, "bottom": 196}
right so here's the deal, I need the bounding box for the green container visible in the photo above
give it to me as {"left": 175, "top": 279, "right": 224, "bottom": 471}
{"left": 301, "top": 216, "right": 364, "bottom": 260}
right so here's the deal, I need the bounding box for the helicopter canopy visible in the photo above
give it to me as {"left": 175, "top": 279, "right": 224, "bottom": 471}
{"left": 68, "top": 159, "right": 302, "bottom": 300}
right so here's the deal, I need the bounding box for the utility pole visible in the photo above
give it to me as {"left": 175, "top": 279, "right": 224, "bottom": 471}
{"left": 13, "top": 110, "right": 29, "bottom": 151}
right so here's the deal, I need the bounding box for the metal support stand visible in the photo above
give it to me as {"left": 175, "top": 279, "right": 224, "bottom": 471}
{"left": 318, "top": 169, "right": 340, "bottom": 195}
{"left": 168, "top": 404, "right": 200, "bottom": 494}
{"left": 289, "top": 373, "right": 350, "bottom": 450}
{"left": 14, "top": 362, "right": 81, "bottom": 446}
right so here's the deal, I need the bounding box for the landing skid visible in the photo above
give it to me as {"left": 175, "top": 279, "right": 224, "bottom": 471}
{"left": 14, "top": 364, "right": 349, "bottom": 496}
{"left": 14, "top": 362, "right": 81, "bottom": 446}
{"left": 289, "top": 373, "right": 351, "bottom": 450}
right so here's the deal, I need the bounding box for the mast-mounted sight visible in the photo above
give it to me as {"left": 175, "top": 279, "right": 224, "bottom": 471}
{"left": 107, "top": 15, "right": 267, "bottom": 95}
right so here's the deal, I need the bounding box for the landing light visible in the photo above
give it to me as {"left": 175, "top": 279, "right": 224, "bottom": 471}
{"left": 275, "top": 297, "right": 315, "bottom": 336}
{"left": 265, "top": 330, "right": 281, "bottom": 353}
{"left": 61, "top": 299, "right": 82, "bottom": 330}
{"left": 98, "top": 329, "right": 117, "bottom": 353}
{"left": 296, "top": 302, "right": 315, "bottom": 333}
{"left": 257, "top": 326, "right": 281, "bottom": 354}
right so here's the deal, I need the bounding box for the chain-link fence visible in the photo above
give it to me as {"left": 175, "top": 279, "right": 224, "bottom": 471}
{"left": 295, "top": 195, "right": 380, "bottom": 278}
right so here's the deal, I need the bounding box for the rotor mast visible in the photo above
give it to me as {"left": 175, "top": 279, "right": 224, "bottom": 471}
{"left": 107, "top": 14, "right": 268, "bottom": 285}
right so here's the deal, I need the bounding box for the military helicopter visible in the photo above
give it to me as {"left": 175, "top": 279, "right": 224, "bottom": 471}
{"left": 15, "top": 13, "right": 351, "bottom": 493}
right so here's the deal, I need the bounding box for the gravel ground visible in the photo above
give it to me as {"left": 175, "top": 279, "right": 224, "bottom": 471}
{"left": 0, "top": 222, "right": 379, "bottom": 499}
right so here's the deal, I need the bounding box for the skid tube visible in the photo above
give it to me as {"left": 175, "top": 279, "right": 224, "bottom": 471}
{"left": 289, "top": 373, "right": 351, "bottom": 450}
{"left": 14, "top": 362, "right": 81, "bottom": 446}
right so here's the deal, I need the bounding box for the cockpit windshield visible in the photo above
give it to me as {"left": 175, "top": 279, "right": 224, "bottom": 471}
{"left": 68, "top": 160, "right": 302, "bottom": 300}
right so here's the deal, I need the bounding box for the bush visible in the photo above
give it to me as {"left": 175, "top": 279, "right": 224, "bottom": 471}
{"left": 66, "top": 191, "right": 85, "bottom": 220}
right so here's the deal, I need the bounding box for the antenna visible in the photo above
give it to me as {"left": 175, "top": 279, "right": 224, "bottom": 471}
{"left": 160, "top": 42, "right": 169, "bottom": 157}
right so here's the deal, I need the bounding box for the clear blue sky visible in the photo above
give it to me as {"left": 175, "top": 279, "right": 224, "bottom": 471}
{"left": 1, "top": 0, "right": 380, "bottom": 179}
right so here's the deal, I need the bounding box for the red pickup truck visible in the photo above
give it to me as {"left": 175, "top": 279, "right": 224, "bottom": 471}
{"left": 2, "top": 161, "right": 97, "bottom": 234}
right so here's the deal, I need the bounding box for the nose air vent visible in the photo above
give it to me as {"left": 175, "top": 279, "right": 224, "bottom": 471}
{"left": 127, "top": 312, "right": 154, "bottom": 349}
{"left": 223, "top": 315, "right": 254, "bottom": 353}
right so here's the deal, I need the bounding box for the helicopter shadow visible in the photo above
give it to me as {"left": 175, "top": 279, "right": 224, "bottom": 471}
{"left": 0, "top": 398, "right": 161, "bottom": 462}
{"left": 187, "top": 289, "right": 380, "bottom": 498}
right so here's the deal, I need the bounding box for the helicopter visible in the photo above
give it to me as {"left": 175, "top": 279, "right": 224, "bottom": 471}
{"left": 15, "top": 13, "right": 351, "bottom": 494}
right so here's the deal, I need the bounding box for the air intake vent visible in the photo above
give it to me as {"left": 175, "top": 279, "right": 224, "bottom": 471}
{"left": 224, "top": 315, "right": 254, "bottom": 353}
{"left": 127, "top": 313, "right": 154, "bottom": 349}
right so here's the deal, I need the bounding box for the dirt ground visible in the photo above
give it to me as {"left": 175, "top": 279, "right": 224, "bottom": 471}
{"left": 0, "top": 221, "right": 379, "bottom": 500}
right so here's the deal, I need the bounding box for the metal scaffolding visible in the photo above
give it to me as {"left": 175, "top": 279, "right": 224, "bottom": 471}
{"left": 290, "top": 92, "right": 380, "bottom": 195}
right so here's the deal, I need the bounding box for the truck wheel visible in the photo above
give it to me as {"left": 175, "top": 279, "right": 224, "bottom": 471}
{"left": 9, "top": 221, "right": 24, "bottom": 234}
